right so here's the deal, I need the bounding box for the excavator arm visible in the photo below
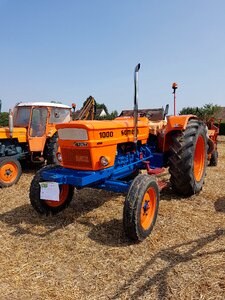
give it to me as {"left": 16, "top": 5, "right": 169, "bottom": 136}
{"left": 76, "top": 96, "right": 96, "bottom": 120}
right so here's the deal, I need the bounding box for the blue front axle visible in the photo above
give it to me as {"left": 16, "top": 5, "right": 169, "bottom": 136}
{"left": 41, "top": 145, "right": 164, "bottom": 194}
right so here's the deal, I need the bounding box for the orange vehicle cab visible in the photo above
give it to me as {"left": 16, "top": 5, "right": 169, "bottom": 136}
{"left": 14, "top": 102, "right": 71, "bottom": 153}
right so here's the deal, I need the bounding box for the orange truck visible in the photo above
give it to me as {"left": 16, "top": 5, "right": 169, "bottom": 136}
{"left": 29, "top": 64, "right": 209, "bottom": 242}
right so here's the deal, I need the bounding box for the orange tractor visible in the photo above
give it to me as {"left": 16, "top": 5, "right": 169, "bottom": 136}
{"left": 29, "top": 64, "right": 208, "bottom": 242}
{"left": 172, "top": 84, "right": 220, "bottom": 168}
{"left": 0, "top": 102, "right": 71, "bottom": 187}
{"left": 0, "top": 98, "right": 98, "bottom": 188}
{"left": 207, "top": 118, "right": 220, "bottom": 166}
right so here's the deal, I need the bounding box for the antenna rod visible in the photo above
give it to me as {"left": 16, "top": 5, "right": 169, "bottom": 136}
{"left": 134, "top": 63, "right": 140, "bottom": 148}
{"left": 172, "top": 82, "right": 178, "bottom": 116}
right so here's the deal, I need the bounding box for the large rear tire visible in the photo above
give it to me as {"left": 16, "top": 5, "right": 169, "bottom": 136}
{"left": 45, "top": 133, "right": 58, "bottom": 165}
{"left": 169, "top": 119, "right": 207, "bottom": 196}
{"left": 123, "top": 174, "right": 159, "bottom": 242}
{"left": 29, "top": 165, "right": 74, "bottom": 215}
{"left": 0, "top": 157, "right": 22, "bottom": 187}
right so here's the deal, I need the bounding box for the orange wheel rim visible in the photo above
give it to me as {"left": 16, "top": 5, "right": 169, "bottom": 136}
{"left": 0, "top": 162, "right": 18, "bottom": 183}
{"left": 45, "top": 184, "right": 69, "bottom": 207}
{"left": 140, "top": 187, "right": 157, "bottom": 230}
{"left": 194, "top": 135, "right": 205, "bottom": 182}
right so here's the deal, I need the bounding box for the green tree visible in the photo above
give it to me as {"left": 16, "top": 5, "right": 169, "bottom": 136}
{"left": 179, "top": 103, "right": 222, "bottom": 122}
{"left": 179, "top": 106, "right": 199, "bottom": 115}
{"left": 0, "top": 112, "right": 9, "bottom": 126}
{"left": 97, "top": 110, "right": 118, "bottom": 120}
{"left": 110, "top": 110, "right": 118, "bottom": 119}
{"left": 95, "top": 103, "right": 109, "bottom": 115}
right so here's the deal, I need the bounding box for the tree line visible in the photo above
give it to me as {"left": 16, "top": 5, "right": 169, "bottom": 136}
{"left": 179, "top": 103, "right": 222, "bottom": 122}
{"left": 0, "top": 100, "right": 223, "bottom": 127}
{"left": 0, "top": 98, "right": 119, "bottom": 126}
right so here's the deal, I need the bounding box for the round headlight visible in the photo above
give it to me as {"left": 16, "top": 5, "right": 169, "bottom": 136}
{"left": 100, "top": 156, "right": 109, "bottom": 167}
{"left": 57, "top": 152, "right": 63, "bottom": 162}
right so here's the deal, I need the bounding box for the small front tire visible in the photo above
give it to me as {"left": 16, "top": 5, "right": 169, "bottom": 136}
{"left": 29, "top": 165, "right": 74, "bottom": 215}
{"left": 0, "top": 157, "right": 22, "bottom": 188}
{"left": 123, "top": 174, "right": 159, "bottom": 242}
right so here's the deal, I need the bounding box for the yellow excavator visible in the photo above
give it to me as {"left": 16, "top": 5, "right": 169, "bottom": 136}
{"left": 73, "top": 96, "right": 96, "bottom": 120}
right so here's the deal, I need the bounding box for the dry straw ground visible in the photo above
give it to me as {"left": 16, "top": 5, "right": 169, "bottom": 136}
{"left": 0, "top": 138, "right": 225, "bottom": 300}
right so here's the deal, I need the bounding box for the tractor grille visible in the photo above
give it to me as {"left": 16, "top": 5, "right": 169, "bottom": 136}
{"left": 61, "top": 148, "right": 92, "bottom": 169}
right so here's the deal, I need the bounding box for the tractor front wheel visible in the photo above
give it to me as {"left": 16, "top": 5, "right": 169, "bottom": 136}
{"left": 123, "top": 174, "right": 159, "bottom": 242}
{"left": 0, "top": 157, "right": 22, "bottom": 187}
{"left": 29, "top": 165, "right": 74, "bottom": 215}
{"left": 209, "top": 149, "right": 218, "bottom": 166}
{"left": 169, "top": 119, "right": 207, "bottom": 196}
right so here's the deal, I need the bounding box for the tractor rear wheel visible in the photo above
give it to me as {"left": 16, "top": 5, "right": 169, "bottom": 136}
{"left": 0, "top": 157, "right": 22, "bottom": 187}
{"left": 29, "top": 165, "right": 74, "bottom": 215}
{"left": 169, "top": 119, "right": 207, "bottom": 196}
{"left": 209, "top": 149, "right": 218, "bottom": 166}
{"left": 123, "top": 174, "right": 159, "bottom": 242}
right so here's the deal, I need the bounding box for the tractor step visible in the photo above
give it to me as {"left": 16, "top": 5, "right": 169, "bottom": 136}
{"left": 143, "top": 161, "right": 165, "bottom": 175}
{"left": 147, "top": 168, "right": 165, "bottom": 175}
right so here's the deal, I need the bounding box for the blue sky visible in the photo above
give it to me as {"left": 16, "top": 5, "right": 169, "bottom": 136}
{"left": 0, "top": 0, "right": 225, "bottom": 114}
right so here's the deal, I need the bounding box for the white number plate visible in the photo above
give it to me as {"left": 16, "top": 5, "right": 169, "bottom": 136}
{"left": 39, "top": 182, "right": 60, "bottom": 201}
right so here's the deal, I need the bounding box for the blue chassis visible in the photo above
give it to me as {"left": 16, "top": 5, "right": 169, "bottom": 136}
{"left": 41, "top": 150, "right": 164, "bottom": 194}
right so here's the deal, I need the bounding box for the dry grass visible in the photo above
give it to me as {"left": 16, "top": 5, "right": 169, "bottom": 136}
{"left": 0, "top": 138, "right": 225, "bottom": 300}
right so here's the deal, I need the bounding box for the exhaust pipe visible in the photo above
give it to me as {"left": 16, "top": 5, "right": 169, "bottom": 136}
{"left": 0, "top": 99, "right": 2, "bottom": 114}
{"left": 134, "top": 63, "right": 140, "bottom": 148}
{"left": 9, "top": 109, "right": 13, "bottom": 138}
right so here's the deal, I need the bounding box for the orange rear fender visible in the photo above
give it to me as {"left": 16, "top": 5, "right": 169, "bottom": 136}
{"left": 161, "top": 115, "right": 198, "bottom": 152}
{"left": 165, "top": 115, "right": 197, "bottom": 134}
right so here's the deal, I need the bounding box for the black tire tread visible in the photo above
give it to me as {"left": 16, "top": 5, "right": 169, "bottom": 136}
{"left": 29, "top": 165, "right": 74, "bottom": 215}
{"left": 168, "top": 119, "right": 207, "bottom": 196}
{"left": 123, "top": 174, "right": 159, "bottom": 242}
{"left": 45, "top": 133, "right": 58, "bottom": 165}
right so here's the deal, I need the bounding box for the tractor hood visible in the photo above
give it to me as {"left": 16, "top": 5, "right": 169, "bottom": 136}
{"left": 0, "top": 127, "right": 27, "bottom": 143}
{"left": 56, "top": 117, "right": 150, "bottom": 171}
{"left": 56, "top": 117, "right": 150, "bottom": 144}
